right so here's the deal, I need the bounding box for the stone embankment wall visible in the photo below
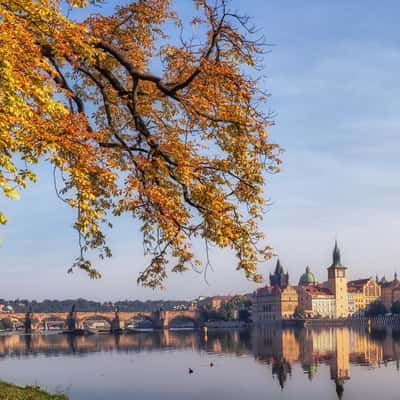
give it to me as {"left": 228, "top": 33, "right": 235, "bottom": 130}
{"left": 349, "top": 315, "right": 400, "bottom": 329}
{"left": 261, "top": 315, "right": 400, "bottom": 329}
{"left": 204, "top": 321, "right": 249, "bottom": 329}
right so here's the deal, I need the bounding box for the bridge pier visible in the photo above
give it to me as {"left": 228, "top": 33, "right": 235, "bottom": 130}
{"left": 151, "top": 310, "right": 166, "bottom": 329}
{"left": 111, "top": 308, "right": 122, "bottom": 333}
{"left": 65, "top": 305, "right": 78, "bottom": 332}
{"left": 24, "top": 311, "right": 33, "bottom": 334}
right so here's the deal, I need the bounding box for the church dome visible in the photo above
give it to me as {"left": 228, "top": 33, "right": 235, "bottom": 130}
{"left": 299, "top": 266, "right": 317, "bottom": 286}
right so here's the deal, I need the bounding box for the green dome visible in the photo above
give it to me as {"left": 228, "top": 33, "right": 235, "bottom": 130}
{"left": 299, "top": 266, "right": 317, "bottom": 286}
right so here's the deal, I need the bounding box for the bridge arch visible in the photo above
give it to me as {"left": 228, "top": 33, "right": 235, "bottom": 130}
{"left": 79, "top": 315, "right": 113, "bottom": 329}
{"left": 39, "top": 315, "right": 67, "bottom": 330}
{"left": 0, "top": 316, "right": 18, "bottom": 330}
{"left": 9, "top": 317, "right": 27, "bottom": 331}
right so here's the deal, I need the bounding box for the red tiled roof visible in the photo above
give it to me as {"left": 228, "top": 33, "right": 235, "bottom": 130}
{"left": 210, "top": 295, "right": 232, "bottom": 300}
{"left": 382, "top": 279, "right": 400, "bottom": 289}
{"left": 300, "top": 285, "right": 333, "bottom": 297}
{"left": 347, "top": 278, "right": 379, "bottom": 293}
{"left": 347, "top": 278, "right": 370, "bottom": 290}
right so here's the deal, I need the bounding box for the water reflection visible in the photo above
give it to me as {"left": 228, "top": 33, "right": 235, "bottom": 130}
{"left": 0, "top": 327, "right": 400, "bottom": 399}
{"left": 0, "top": 330, "right": 254, "bottom": 359}
{"left": 252, "top": 326, "right": 400, "bottom": 397}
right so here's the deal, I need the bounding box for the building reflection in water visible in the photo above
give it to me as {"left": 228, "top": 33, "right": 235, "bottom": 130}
{"left": 252, "top": 325, "right": 400, "bottom": 398}
{"left": 0, "top": 326, "right": 400, "bottom": 397}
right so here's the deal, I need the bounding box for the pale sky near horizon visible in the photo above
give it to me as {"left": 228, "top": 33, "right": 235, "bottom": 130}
{"left": 1, "top": 0, "right": 400, "bottom": 301}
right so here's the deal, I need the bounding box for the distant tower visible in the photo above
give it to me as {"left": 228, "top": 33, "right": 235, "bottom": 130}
{"left": 327, "top": 241, "right": 349, "bottom": 318}
{"left": 270, "top": 259, "right": 289, "bottom": 289}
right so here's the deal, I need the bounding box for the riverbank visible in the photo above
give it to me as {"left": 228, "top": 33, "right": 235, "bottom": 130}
{"left": 0, "top": 381, "right": 67, "bottom": 399}
{"left": 278, "top": 315, "right": 400, "bottom": 328}
{"left": 204, "top": 321, "right": 250, "bottom": 329}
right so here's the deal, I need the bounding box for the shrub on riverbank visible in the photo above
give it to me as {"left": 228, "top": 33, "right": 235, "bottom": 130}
{"left": 0, "top": 382, "right": 67, "bottom": 399}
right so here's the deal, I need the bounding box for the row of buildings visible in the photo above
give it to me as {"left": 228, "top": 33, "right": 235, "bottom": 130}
{"left": 253, "top": 242, "right": 400, "bottom": 321}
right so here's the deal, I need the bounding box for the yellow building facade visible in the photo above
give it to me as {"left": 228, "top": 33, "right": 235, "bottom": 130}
{"left": 347, "top": 278, "right": 381, "bottom": 315}
{"left": 253, "top": 285, "right": 298, "bottom": 322}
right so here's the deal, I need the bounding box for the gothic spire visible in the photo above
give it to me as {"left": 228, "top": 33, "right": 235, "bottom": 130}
{"left": 270, "top": 258, "right": 289, "bottom": 288}
{"left": 333, "top": 240, "right": 341, "bottom": 265}
{"left": 328, "top": 240, "right": 346, "bottom": 270}
{"left": 275, "top": 258, "right": 284, "bottom": 274}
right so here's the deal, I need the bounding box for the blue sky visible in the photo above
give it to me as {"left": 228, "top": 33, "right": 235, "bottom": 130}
{"left": 2, "top": 0, "right": 400, "bottom": 301}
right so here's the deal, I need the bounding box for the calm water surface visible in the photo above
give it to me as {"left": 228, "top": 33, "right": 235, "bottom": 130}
{"left": 0, "top": 327, "right": 399, "bottom": 399}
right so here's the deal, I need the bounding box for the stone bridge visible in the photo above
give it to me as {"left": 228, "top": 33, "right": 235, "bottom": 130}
{"left": 1, "top": 309, "right": 199, "bottom": 333}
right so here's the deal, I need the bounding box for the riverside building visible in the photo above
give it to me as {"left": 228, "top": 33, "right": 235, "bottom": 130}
{"left": 380, "top": 273, "right": 400, "bottom": 311}
{"left": 252, "top": 259, "right": 298, "bottom": 322}
{"left": 347, "top": 278, "right": 381, "bottom": 315}
{"left": 253, "top": 241, "right": 385, "bottom": 322}
{"left": 295, "top": 242, "right": 349, "bottom": 319}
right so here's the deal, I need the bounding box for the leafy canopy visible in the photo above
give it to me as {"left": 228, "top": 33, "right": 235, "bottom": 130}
{"left": 0, "top": 0, "right": 281, "bottom": 288}
{"left": 365, "top": 300, "right": 387, "bottom": 317}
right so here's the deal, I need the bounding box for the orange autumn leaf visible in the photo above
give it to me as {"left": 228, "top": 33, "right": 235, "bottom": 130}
{"left": 0, "top": 0, "right": 281, "bottom": 288}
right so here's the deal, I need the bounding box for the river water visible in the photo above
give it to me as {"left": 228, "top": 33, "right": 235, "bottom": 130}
{"left": 0, "top": 326, "right": 399, "bottom": 399}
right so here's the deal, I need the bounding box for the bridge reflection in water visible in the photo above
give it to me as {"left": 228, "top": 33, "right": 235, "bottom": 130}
{"left": 0, "top": 326, "right": 400, "bottom": 398}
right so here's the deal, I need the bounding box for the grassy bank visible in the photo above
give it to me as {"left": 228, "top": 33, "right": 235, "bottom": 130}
{"left": 0, "top": 381, "right": 67, "bottom": 400}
